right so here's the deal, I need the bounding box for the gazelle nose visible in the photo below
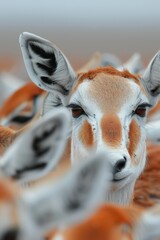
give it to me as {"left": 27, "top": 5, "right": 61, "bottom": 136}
{"left": 113, "top": 157, "right": 127, "bottom": 174}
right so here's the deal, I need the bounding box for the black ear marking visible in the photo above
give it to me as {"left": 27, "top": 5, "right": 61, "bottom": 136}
{"left": 29, "top": 41, "right": 55, "bottom": 59}
{"left": 32, "top": 119, "right": 62, "bottom": 157}
{"left": 28, "top": 41, "right": 57, "bottom": 75}
{"left": 64, "top": 159, "right": 100, "bottom": 213}
{"left": 12, "top": 162, "right": 47, "bottom": 179}
{"left": 41, "top": 76, "right": 55, "bottom": 85}
{"left": 150, "top": 86, "right": 160, "bottom": 96}
{"left": 36, "top": 63, "right": 54, "bottom": 76}
{"left": 1, "top": 228, "right": 19, "bottom": 240}
{"left": 40, "top": 76, "right": 69, "bottom": 96}
{"left": 66, "top": 198, "right": 81, "bottom": 211}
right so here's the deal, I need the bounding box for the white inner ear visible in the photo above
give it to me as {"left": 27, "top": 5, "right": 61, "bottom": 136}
{"left": 20, "top": 32, "right": 76, "bottom": 94}
{"left": 141, "top": 51, "right": 160, "bottom": 105}
{"left": 28, "top": 41, "right": 56, "bottom": 75}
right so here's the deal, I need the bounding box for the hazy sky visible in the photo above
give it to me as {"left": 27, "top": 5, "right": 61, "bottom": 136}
{"left": 0, "top": 0, "right": 160, "bottom": 68}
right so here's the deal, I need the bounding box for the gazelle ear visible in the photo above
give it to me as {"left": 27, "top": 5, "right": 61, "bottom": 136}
{"left": 21, "top": 152, "right": 111, "bottom": 233}
{"left": 101, "top": 53, "right": 121, "bottom": 68}
{"left": 0, "top": 107, "right": 70, "bottom": 183}
{"left": 118, "top": 53, "right": 144, "bottom": 74}
{"left": 141, "top": 51, "right": 160, "bottom": 105}
{"left": 145, "top": 120, "right": 160, "bottom": 143}
{"left": 19, "top": 32, "right": 76, "bottom": 101}
{"left": 134, "top": 204, "right": 160, "bottom": 240}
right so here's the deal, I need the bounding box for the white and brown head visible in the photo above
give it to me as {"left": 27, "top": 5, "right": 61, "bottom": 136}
{"left": 19, "top": 32, "right": 160, "bottom": 204}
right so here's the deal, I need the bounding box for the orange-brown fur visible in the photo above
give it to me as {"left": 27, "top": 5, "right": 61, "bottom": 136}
{"left": 0, "top": 126, "right": 16, "bottom": 155}
{"left": 0, "top": 178, "right": 19, "bottom": 202}
{"left": 87, "top": 73, "right": 131, "bottom": 113}
{"left": 148, "top": 100, "right": 160, "bottom": 118}
{"left": 47, "top": 204, "right": 142, "bottom": 240}
{"left": 127, "top": 120, "right": 141, "bottom": 164}
{"left": 134, "top": 143, "right": 160, "bottom": 207}
{"left": 0, "top": 177, "right": 20, "bottom": 227}
{"left": 0, "top": 82, "right": 44, "bottom": 118}
{"left": 78, "top": 66, "right": 138, "bottom": 83}
{"left": 101, "top": 114, "right": 122, "bottom": 147}
{"left": 79, "top": 120, "right": 94, "bottom": 148}
{"left": 74, "top": 66, "right": 139, "bottom": 92}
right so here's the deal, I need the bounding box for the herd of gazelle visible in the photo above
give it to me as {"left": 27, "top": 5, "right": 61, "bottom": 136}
{"left": 0, "top": 32, "right": 159, "bottom": 239}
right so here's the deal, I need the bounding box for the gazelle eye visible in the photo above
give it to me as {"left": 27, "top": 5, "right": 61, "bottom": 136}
{"left": 72, "top": 108, "right": 85, "bottom": 118}
{"left": 134, "top": 103, "right": 151, "bottom": 118}
{"left": 135, "top": 107, "right": 146, "bottom": 117}
{"left": 68, "top": 104, "right": 85, "bottom": 118}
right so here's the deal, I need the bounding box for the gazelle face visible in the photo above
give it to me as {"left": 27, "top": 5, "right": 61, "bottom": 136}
{"left": 69, "top": 68, "right": 150, "bottom": 189}
{"left": 19, "top": 32, "right": 160, "bottom": 203}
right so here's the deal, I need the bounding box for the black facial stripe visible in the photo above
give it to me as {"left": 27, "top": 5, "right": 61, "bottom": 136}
{"left": 40, "top": 77, "right": 69, "bottom": 95}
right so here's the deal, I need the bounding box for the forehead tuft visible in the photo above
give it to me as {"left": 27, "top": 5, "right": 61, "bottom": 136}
{"left": 77, "top": 66, "right": 139, "bottom": 85}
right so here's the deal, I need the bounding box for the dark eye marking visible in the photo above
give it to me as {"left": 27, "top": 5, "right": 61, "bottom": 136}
{"left": 67, "top": 103, "right": 86, "bottom": 118}
{"left": 133, "top": 103, "right": 152, "bottom": 118}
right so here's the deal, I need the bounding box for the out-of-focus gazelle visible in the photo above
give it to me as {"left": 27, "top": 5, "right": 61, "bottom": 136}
{"left": 0, "top": 135, "right": 160, "bottom": 240}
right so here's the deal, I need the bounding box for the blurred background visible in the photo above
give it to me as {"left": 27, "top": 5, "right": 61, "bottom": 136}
{"left": 0, "top": 0, "right": 160, "bottom": 71}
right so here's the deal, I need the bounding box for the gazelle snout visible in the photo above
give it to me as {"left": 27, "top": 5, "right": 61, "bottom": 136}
{"left": 113, "top": 157, "right": 127, "bottom": 175}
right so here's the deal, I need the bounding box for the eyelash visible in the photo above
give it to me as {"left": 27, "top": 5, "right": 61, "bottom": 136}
{"left": 68, "top": 104, "right": 86, "bottom": 118}
{"left": 68, "top": 102, "right": 152, "bottom": 119}
{"left": 133, "top": 103, "right": 151, "bottom": 118}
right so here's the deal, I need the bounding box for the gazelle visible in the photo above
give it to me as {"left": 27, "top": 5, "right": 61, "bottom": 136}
{"left": 0, "top": 156, "right": 158, "bottom": 240}
{"left": 0, "top": 50, "right": 121, "bottom": 130}
{"left": 0, "top": 81, "right": 44, "bottom": 129}
{"left": 19, "top": 153, "right": 160, "bottom": 240}
{"left": 0, "top": 107, "right": 71, "bottom": 184}
{"left": 47, "top": 203, "right": 160, "bottom": 240}
{"left": 17, "top": 32, "right": 160, "bottom": 205}
{"left": 0, "top": 147, "right": 112, "bottom": 240}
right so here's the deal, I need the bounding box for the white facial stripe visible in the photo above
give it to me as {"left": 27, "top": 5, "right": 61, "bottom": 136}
{"left": 69, "top": 74, "right": 149, "bottom": 204}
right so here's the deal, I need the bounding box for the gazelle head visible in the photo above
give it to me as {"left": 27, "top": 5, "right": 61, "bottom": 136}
{"left": 19, "top": 32, "right": 160, "bottom": 204}
{"left": 0, "top": 107, "right": 70, "bottom": 184}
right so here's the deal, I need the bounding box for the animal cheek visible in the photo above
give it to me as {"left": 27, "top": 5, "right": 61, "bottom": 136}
{"left": 79, "top": 120, "right": 94, "bottom": 148}
{"left": 127, "top": 120, "right": 141, "bottom": 164}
